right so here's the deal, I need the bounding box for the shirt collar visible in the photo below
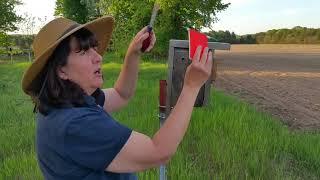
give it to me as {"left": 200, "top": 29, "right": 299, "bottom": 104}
{"left": 39, "top": 94, "right": 97, "bottom": 116}
{"left": 83, "top": 94, "right": 97, "bottom": 106}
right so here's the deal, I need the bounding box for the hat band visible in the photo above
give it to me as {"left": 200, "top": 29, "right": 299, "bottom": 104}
{"left": 59, "top": 23, "right": 81, "bottom": 39}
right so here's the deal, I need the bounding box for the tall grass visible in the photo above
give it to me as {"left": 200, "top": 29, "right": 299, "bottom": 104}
{"left": 0, "top": 56, "right": 319, "bottom": 179}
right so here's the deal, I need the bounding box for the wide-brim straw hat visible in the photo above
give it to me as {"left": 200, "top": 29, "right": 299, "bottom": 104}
{"left": 21, "top": 16, "right": 114, "bottom": 95}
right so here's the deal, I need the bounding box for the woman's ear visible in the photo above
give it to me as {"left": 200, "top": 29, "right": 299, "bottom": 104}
{"left": 57, "top": 66, "right": 68, "bottom": 80}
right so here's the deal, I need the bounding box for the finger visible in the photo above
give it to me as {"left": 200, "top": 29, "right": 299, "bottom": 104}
{"left": 138, "top": 32, "right": 150, "bottom": 44}
{"left": 151, "top": 32, "right": 156, "bottom": 45}
{"left": 200, "top": 47, "right": 209, "bottom": 65}
{"left": 136, "top": 26, "right": 149, "bottom": 37}
{"left": 206, "top": 50, "right": 213, "bottom": 72}
{"left": 206, "top": 49, "right": 212, "bottom": 63}
{"left": 192, "top": 45, "right": 202, "bottom": 63}
{"left": 145, "top": 33, "right": 155, "bottom": 52}
{"left": 145, "top": 42, "right": 154, "bottom": 52}
{"left": 145, "top": 33, "right": 156, "bottom": 52}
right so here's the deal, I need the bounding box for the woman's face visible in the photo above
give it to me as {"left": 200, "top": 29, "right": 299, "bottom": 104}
{"left": 58, "top": 37, "right": 103, "bottom": 95}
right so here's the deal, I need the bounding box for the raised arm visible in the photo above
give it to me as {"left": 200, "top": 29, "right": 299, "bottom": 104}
{"left": 103, "top": 27, "right": 156, "bottom": 113}
{"left": 106, "top": 46, "right": 213, "bottom": 173}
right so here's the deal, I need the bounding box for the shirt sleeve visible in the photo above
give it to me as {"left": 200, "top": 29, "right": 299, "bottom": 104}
{"left": 64, "top": 108, "right": 132, "bottom": 171}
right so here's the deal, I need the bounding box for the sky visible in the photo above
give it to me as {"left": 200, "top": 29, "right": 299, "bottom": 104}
{"left": 211, "top": 0, "right": 320, "bottom": 35}
{"left": 15, "top": 0, "right": 320, "bottom": 35}
{"left": 14, "top": 0, "right": 55, "bottom": 34}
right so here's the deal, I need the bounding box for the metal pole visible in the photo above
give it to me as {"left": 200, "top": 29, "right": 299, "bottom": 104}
{"left": 159, "top": 80, "right": 167, "bottom": 180}
{"left": 158, "top": 111, "right": 166, "bottom": 180}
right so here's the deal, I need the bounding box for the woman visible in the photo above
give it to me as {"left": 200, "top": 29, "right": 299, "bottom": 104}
{"left": 22, "top": 16, "right": 212, "bottom": 179}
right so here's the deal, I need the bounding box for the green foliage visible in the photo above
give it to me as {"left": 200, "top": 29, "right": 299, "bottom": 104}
{"left": 0, "top": 33, "right": 11, "bottom": 48}
{"left": 207, "top": 30, "right": 241, "bottom": 44}
{"left": 0, "top": 34, "right": 33, "bottom": 56}
{"left": 255, "top": 26, "right": 320, "bottom": 44}
{"left": 240, "top": 34, "right": 256, "bottom": 44}
{"left": 99, "top": 0, "right": 229, "bottom": 56}
{"left": 9, "top": 34, "right": 34, "bottom": 50}
{"left": 54, "top": 0, "right": 100, "bottom": 24}
{"left": 0, "top": 0, "right": 22, "bottom": 32}
{"left": 55, "top": 0, "right": 229, "bottom": 56}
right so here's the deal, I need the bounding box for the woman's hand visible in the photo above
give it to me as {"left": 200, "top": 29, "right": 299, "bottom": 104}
{"left": 127, "top": 26, "right": 157, "bottom": 56}
{"left": 184, "top": 46, "right": 213, "bottom": 91}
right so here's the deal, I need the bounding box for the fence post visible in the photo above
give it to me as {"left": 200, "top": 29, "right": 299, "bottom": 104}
{"left": 10, "top": 47, "right": 13, "bottom": 63}
{"left": 28, "top": 50, "right": 31, "bottom": 62}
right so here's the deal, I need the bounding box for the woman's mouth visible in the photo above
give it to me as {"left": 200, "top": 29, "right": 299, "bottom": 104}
{"left": 94, "top": 68, "right": 102, "bottom": 76}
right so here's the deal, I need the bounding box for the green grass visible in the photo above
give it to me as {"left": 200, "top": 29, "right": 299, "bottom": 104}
{"left": 0, "top": 56, "right": 320, "bottom": 179}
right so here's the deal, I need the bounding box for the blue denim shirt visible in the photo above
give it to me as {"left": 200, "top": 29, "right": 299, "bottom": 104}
{"left": 36, "top": 95, "right": 137, "bottom": 180}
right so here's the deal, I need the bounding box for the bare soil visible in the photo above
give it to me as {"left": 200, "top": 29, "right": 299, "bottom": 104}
{"left": 214, "top": 44, "right": 320, "bottom": 131}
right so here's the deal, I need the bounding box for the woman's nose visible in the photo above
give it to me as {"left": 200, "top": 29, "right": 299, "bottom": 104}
{"left": 91, "top": 48, "right": 102, "bottom": 63}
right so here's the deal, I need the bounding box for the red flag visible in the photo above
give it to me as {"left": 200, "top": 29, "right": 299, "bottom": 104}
{"left": 188, "top": 29, "right": 208, "bottom": 60}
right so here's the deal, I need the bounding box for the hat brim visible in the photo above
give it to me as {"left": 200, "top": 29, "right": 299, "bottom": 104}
{"left": 22, "top": 16, "right": 114, "bottom": 95}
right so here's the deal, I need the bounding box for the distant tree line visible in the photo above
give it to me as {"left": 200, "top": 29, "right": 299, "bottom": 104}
{"left": 207, "top": 26, "right": 320, "bottom": 44}
{"left": 1, "top": 9, "right": 46, "bottom": 57}
{"left": 0, "top": 34, "right": 34, "bottom": 55}
{"left": 9, "top": 34, "right": 34, "bottom": 50}
{"left": 3, "top": 27, "right": 320, "bottom": 54}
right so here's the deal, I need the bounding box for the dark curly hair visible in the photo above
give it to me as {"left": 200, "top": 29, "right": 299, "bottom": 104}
{"left": 29, "top": 28, "right": 100, "bottom": 115}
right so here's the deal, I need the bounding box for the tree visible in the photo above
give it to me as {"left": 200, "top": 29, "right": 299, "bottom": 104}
{"left": 15, "top": 13, "right": 46, "bottom": 61}
{"left": 0, "top": 0, "right": 22, "bottom": 33}
{"left": 207, "top": 30, "right": 239, "bottom": 44}
{"left": 255, "top": 32, "right": 265, "bottom": 44}
{"left": 224, "top": 30, "right": 232, "bottom": 43}
{"left": 0, "top": 33, "right": 11, "bottom": 48}
{"left": 98, "top": 0, "right": 229, "bottom": 56}
{"left": 231, "top": 32, "right": 238, "bottom": 43}
{"left": 0, "top": 0, "right": 21, "bottom": 58}
{"left": 317, "top": 31, "right": 320, "bottom": 42}
{"left": 55, "top": 0, "right": 100, "bottom": 24}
